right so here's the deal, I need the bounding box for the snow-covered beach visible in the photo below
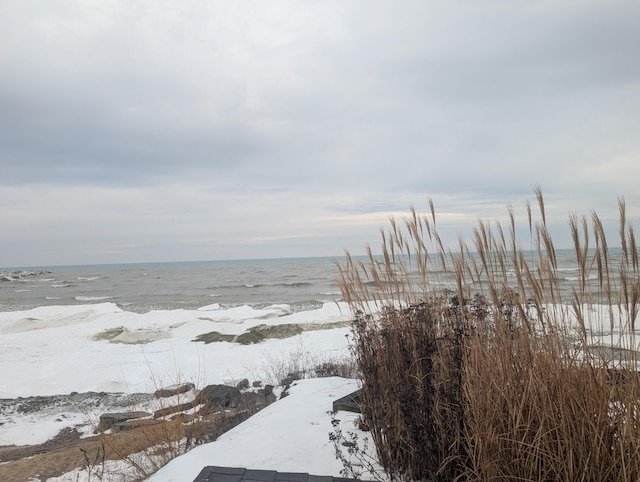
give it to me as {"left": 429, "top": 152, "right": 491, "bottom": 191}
{"left": 41, "top": 377, "right": 367, "bottom": 482}
{"left": 3, "top": 254, "right": 638, "bottom": 481}
{"left": 0, "top": 301, "right": 352, "bottom": 402}
{"left": 0, "top": 299, "right": 364, "bottom": 481}
{"left": 0, "top": 260, "right": 370, "bottom": 481}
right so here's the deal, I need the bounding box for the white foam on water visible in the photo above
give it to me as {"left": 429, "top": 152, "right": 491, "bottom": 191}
{"left": 75, "top": 295, "right": 115, "bottom": 301}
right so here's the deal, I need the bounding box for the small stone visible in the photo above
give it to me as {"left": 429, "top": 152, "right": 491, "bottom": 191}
{"left": 236, "top": 378, "right": 250, "bottom": 390}
{"left": 98, "top": 411, "right": 152, "bottom": 432}
{"left": 153, "top": 401, "right": 196, "bottom": 419}
{"left": 154, "top": 382, "right": 196, "bottom": 399}
{"left": 195, "top": 385, "right": 241, "bottom": 409}
{"left": 111, "top": 419, "right": 162, "bottom": 432}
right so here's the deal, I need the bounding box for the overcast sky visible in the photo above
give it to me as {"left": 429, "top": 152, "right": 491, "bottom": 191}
{"left": 1, "top": 1, "right": 639, "bottom": 267}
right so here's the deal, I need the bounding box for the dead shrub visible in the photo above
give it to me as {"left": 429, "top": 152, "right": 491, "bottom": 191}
{"left": 338, "top": 188, "right": 640, "bottom": 481}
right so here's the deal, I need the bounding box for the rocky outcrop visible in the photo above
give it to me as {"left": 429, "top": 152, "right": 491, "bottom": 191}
{"left": 98, "top": 411, "right": 151, "bottom": 431}
{"left": 195, "top": 385, "right": 241, "bottom": 408}
{"left": 153, "top": 401, "right": 197, "bottom": 419}
{"left": 111, "top": 418, "right": 163, "bottom": 432}
{"left": 97, "top": 382, "right": 277, "bottom": 441}
{"left": 0, "top": 270, "right": 51, "bottom": 282}
{"left": 154, "top": 382, "right": 195, "bottom": 399}
{"left": 236, "top": 378, "right": 250, "bottom": 390}
{"left": 196, "top": 385, "right": 241, "bottom": 415}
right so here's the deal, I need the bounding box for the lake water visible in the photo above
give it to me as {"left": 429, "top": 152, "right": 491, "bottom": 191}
{"left": 0, "top": 257, "right": 343, "bottom": 313}
{"left": 0, "top": 249, "right": 624, "bottom": 314}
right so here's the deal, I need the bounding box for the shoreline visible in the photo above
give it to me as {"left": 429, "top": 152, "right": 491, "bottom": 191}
{"left": 0, "top": 376, "right": 365, "bottom": 482}
{"left": 0, "top": 380, "right": 277, "bottom": 481}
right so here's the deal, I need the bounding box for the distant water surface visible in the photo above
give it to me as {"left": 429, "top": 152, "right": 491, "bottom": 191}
{"left": 0, "top": 257, "right": 343, "bottom": 313}
{"left": 0, "top": 249, "right": 625, "bottom": 313}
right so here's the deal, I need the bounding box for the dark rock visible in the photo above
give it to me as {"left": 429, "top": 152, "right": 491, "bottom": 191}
{"left": 98, "top": 411, "right": 151, "bottom": 431}
{"left": 154, "top": 382, "right": 196, "bottom": 399}
{"left": 171, "top": 412, "right": 198, "bottom": 423}
{"left": 195, "top": 385, "right": 241, "bottom": 409}
{"left": 281, "top": 376, "right": 294, "bottom": 387}
{"left": 111, "top": 418, "right": 163, "bottom": 432}
{"left": 237, "top": 391, "right": 275, "bottom": 413}
{"left": 153, "top": 401, "right": 196, "bottom": 419}
{"left": 195, "top": 385, "right": 242, "bottom": 416}
{"left": 252, "top": 380, "right": 262, "bottom": 388}
{"left": 236, "top": 378, "right": 250, "bottom": 390}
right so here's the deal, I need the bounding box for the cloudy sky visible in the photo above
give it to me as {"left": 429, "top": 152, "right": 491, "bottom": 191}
{"left": 1, "top": 1, "right": 639, "bottom": 267}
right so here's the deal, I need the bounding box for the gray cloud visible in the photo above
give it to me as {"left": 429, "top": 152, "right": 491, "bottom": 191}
{"left": 1, "top": 0, "right": 639, "bottom": 266}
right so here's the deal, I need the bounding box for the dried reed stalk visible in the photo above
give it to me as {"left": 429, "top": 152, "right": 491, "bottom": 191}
{"left": 338, "top": 190, "right": 640, "bottom": 481}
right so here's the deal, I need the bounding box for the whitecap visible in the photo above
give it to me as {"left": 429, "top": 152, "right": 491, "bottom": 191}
{"left": 75, "top": 296, "right": 114, "bottom": 302}
{"left": 77, "top": 276, "right": 100, "bottom": 281}
{"left": 320, "top": 290, "right": 342, "bottom": 296}
{"left": 563, "top": 275, "right": 598, "bottom": 281}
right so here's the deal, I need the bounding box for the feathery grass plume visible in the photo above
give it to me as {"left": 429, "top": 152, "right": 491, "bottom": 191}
{"left": 338, "top": 190, "right": 640, "bottom": 481}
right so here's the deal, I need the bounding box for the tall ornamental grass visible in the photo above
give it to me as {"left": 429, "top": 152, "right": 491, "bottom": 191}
{"left": 337, "top": 188, "right": 640, "bottom": 481}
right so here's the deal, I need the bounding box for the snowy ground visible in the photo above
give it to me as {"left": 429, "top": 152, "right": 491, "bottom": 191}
{"left": 4, "top": 300, "right": 632, "bottom": 481}
{"left": 0, "top": 302, "right": 376, "bottom": 481}
{"left": 146, "top": 377, "right": 372, "bottom": 481}
{"left": 0, "top": 302, "right": 352, "bottom": 400}
{"left": 0, "top": 302, "right": 353, "bottom": 445}
{"left": 45, "top": 377, "right": 375, "bottom": 482}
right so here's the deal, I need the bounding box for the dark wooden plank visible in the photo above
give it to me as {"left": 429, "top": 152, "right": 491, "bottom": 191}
{"left": 193, "top": 466, "right": 365, "bottom": 482}
{"left": 274, "top": 472, "right": 309, "bottom": 482}
{"left": 243, "top": 469, "right": 278, "bottom": 481}
{"left": 332, "top": 389, "right": 362, "bottom": 413}
{"left": 306, "top": 475, "right": 334, "bottom": 482}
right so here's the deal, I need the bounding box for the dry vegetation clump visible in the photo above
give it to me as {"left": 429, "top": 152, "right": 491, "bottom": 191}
{"left": 337, "top": 188, "right": 640, "bottom": 481}
{"left": 91, "top": 385, "right": 201, "bottom": 480}
{"left": 94, "top": 351, "right": 357, "bottom": 481}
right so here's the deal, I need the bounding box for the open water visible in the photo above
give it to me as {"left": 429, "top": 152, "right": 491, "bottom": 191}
{"left": 0, "top": 257, "right": 344, "bottom": 313}
{"left": 0, "top": 249, "right": 627, "bottom": 314}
